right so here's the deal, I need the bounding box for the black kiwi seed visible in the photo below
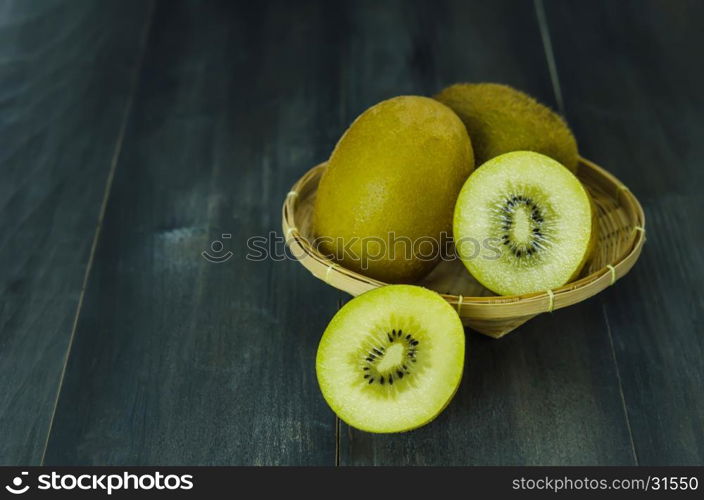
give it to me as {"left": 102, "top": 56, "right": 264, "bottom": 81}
{"left": 362, "top": 328, "right": 422, "bottom": 386}
{"left": 497, "top": 194, "right": 550, "bottom": 258}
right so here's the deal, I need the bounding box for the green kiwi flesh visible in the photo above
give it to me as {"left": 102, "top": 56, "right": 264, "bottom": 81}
{"left": 453, "top": 151, "right": 593, "bottom": 296}
{"left": 316, "top": 285, "right": 465, "bottom": 433}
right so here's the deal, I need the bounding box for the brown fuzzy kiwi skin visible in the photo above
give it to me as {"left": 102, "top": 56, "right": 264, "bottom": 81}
{"left": 434, "top": 83, "right": 579, "bottom": 172}
{"left": 313, "top": 96, "right": 474, "bottom": 283}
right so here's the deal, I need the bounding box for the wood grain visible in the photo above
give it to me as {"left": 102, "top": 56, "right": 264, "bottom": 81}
{"left": 544, "top": 0, "right": 704, "bottom": 464}
{"left": 43, "top": 0, "right": 348, "bottom": 465}
{"left": 0, "top": 0, "right": 151, "bottom": 464}
{"left": 336, "top": 0, "right": 635, "bottom": 465}
{"left": 6, "top": 0, "right": 697, "bottom": 466}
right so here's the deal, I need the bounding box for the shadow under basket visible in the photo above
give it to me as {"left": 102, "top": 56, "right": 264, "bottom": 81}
{"left": 282, "top": 157, "right": 646, "bottom": 338}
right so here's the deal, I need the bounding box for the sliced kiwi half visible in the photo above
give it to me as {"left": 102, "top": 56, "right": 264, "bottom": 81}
{"left": 454, "top": 151, "right": 594, "bottom": 296}
{"left": 316, "top": 285, "right": 465, "bottom": 433}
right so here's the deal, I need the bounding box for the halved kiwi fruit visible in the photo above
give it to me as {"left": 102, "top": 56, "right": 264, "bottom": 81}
{"left": 316, "top": 285, "right": 465, "bottom": 433}
{"left": 454, "top": 151, "right": 594, "bottom": 296}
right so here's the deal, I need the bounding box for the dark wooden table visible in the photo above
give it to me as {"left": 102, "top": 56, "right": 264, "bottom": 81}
{"left": 1, "top": 0, "right": 702, "bottom": 466}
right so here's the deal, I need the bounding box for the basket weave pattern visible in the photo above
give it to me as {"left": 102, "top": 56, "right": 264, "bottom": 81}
{"left": 283, "top": 158, "right": 645, "bottom": 338}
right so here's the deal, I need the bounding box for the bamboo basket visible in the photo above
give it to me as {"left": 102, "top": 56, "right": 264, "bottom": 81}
{"left": 282, "top": 157, "right": 645, "bottom": 338}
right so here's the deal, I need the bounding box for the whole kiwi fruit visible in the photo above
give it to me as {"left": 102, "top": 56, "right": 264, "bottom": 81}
{"left": 313, "top": 96, "right": 474, "bottom": 283}
{"left": 434, "top": 83, "right": 579, "bottom": 172}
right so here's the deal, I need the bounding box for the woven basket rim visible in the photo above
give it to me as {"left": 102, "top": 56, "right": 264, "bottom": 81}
{"left": 282, "top": 157, "right": 646, "bottom": 320}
